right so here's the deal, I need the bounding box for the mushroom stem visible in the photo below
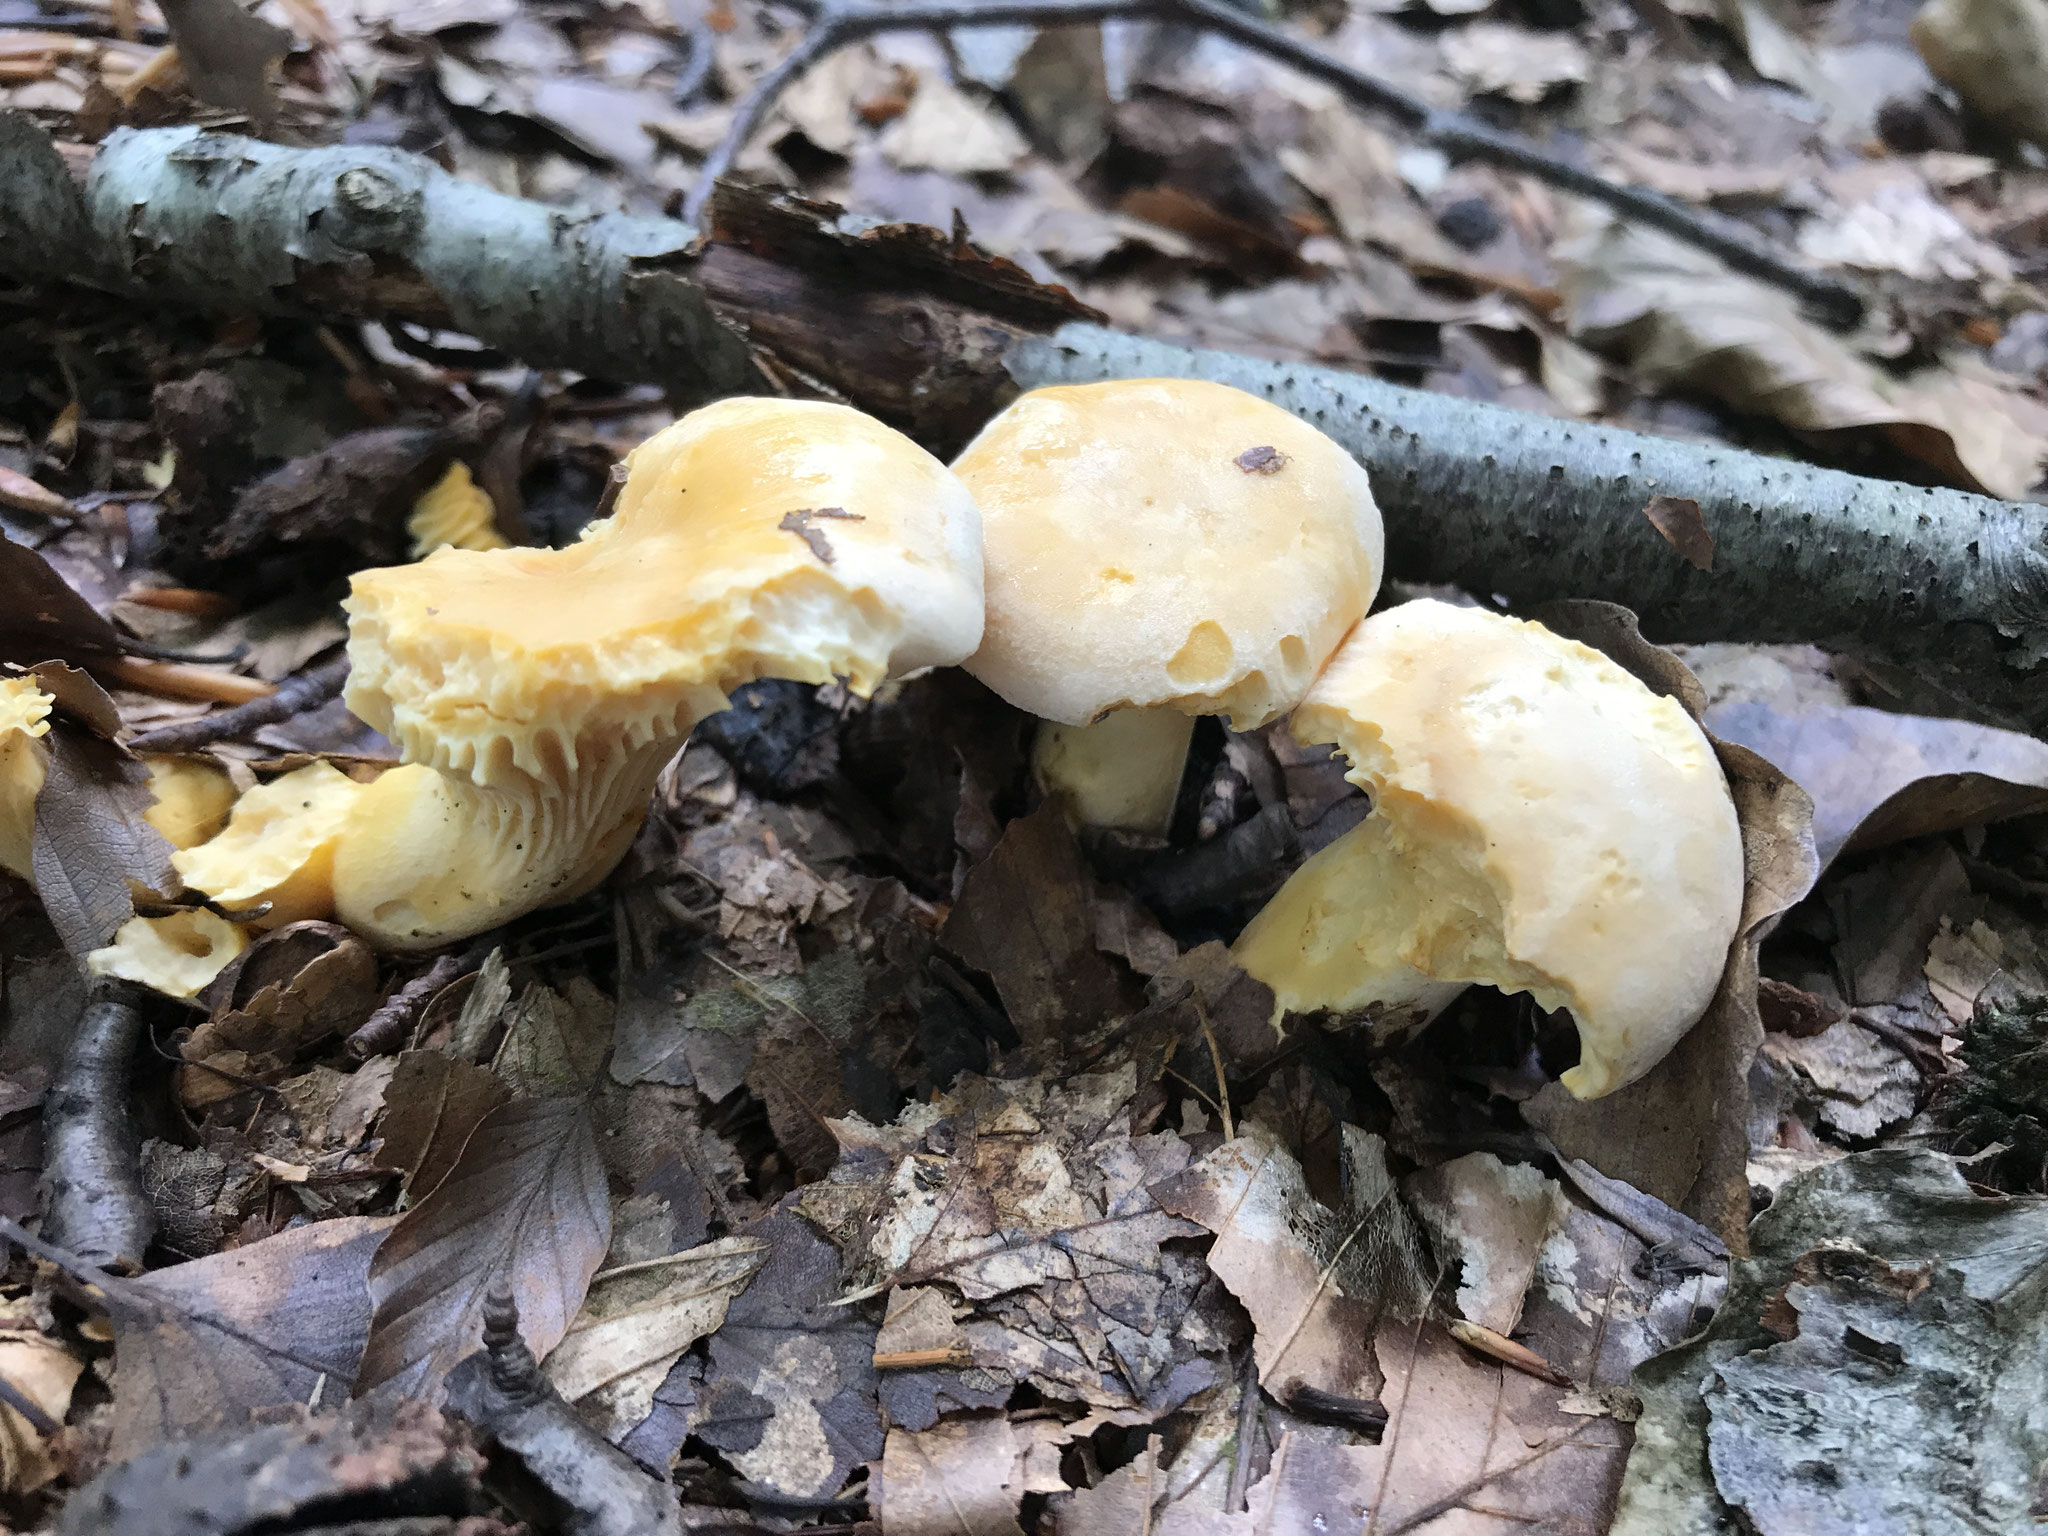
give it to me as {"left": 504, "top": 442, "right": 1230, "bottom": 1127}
{"left": 331, "top": 735, "right": 683, "bottom": 952}
{"left": 1032, "top": 707, "right": 1195, "bottom": 837}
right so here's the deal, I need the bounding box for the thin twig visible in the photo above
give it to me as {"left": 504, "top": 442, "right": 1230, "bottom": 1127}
{"left": 682, "top": 0, "right": 1863, "bottom": 326}
{"left": 1194, "top": 995, "right": 1234, "bottom": 1141}
{"left": 344, "top": 947, "right": 475, "bottom": 1059}
{"left": 42, "top": 980, "right": 155, "bottom": 1274}
{"left": 126, "top": 650, "right": 350, "bottom": 755}
{"left": 1225, "top": 1348, "right": 1260, "bottom": 1513}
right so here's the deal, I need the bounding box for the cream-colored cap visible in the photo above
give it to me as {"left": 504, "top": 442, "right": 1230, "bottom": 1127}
{"left": 0, "top": 677, "right": 52, "bottom": 883}
{"left": 173, "top": 760, "right": 365, "bottom": 930}
{"left": 954, "top": 379, "right": 1383, "bottom": 728}
{"left": 333, "top": 397, "right": 984, "bottom": 949}
{"left": 1231, "top": 600, "right": 1744, "bottom": 1099}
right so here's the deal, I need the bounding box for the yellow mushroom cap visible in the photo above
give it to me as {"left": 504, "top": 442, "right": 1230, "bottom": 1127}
{"left": 954, "top": 379, "right": 1383, "bottom": 729}
{"left": 0, "top": 677, "right": 53, "bottom": 882}
{"left": 1231, "top": 600, "right": 1744, "bottom": 1100}
{"left": 407, "top": 460, "right": 508, "bottom": 559}
{"left": 332, "top": 397, "right": 984, "bottom": 949}
{"left": 87, "top": 909, "right": 249, "bottom": 999}
{"left": 142, "top": 757, "right": 238, "bottom": 851}
{"left": 172, "top": 760, "right": 365, "bottom": 929}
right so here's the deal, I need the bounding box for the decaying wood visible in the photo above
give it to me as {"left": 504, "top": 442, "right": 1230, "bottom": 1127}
{"left": 2, "top": 116, "right": 2041, "bottom": 725}
{"left": 42, "top": 980, "right": 156, "bottom": 1273}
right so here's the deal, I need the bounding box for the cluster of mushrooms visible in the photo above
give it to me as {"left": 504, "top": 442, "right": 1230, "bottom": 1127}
{"left": 3, "top": 379, "right": 1747, "bottom": 1101}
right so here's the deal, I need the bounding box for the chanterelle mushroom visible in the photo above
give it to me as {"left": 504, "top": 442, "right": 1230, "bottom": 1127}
{"left": 332, "top": 397, "right": 984, "bottom": 949}
{"left": 1231, "top": 600, "right": 1745, "bottom": 1100}
{"left": 953, "top": 379, "right": 1382, "bottom": 835}
{"left": 0, "top": 676, "right": 53, "bottom": 882}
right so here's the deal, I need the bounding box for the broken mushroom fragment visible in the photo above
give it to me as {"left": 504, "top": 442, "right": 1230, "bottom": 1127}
{"left": 87, "top": 908, "right": 249, "bottom": 999}
{"left": 0, "top": 676, "right": 52, "bottom": 882}
{"left": 172, "top": 760, "right": 365, "bottom": 929}
{"left": 1231, "top": 600, "right": 1744, "bottom": 1100}
{"left": 141, "top": 757, "right": 237, "bottom": 850}
{"left": 953, "top": 379, "right": 1383, "bottom": 835}
{"left": 408, "top": 460, "right": 508, "bottom": 559}
{"left": 332, "top": 397, "right": 983, "bottom": 949}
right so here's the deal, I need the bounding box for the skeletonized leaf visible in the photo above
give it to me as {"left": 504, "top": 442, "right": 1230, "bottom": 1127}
{"left": 542, "top": 1234, "right": 768, "bottom": 1441}
{"left": 106, "top": 1215, "right": 392, "bottom": 1462}
{"left": 357, "top": 1096, "right": 611, "bottom": 1398}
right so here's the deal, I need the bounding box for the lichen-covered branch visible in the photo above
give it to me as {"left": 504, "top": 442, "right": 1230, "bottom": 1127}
{"left": 1010, "top": 327, "right": 2048, "bottom": 730}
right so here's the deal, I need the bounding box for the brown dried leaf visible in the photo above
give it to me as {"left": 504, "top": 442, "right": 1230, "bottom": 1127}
{"left": 1153, "top": 1124, "right": 1432, "bottom": 1405}
{"left": 942, "top": 802, "right": 1136, "bottom": 1058}
{"left": 0, "top": 1295, "right": 81, "bottom": 1494}
{"left": 371, "top": 1048, "right": 511, "bottom": 1199}
{"left": 106, "top": 1215, "right": 392, "bottom": 1462}
{"left": 357, "top": 1096, "right": 611, "bottom": 1398}
{"left": 32, "top": 728, "right": 176, "bottom": 955}
{"left": 157, "top": 0, "right": 290, "bottom": 122}
{"left": 878, "top": 1413, "right": 1070, "bottom": 1536}
{"left": 493, "top": 976, "right": 613, "bottom": 1098}
{"left": 0, "top": 540, "right": 125, "bottom": 666}
{"left": 1642, "top": 494, "right": 1714, "bottom": 572}
{"left": 1561, "top": 214, "right": 2048, "bottom": 498}
{"left": 182, "top": 923, "right": 380, "bottom": 1102}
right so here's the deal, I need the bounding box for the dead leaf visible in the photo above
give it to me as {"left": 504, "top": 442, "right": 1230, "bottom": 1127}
{"left": 942, "top": 802, "right": 1137, "bottom": 1058}
{"left": 106, "top": 1215, "right": 392, "bottom": 1461}
{"left": 1153, "top": 1123, "right": 1431, "bottom": 1407}
{"left": 181, "top": 922, "right": 380, "bottom": 1106}
{"left": 156, "top": 0, "right": 289, "bottom": 123}
{"left": 1913, "top": 0, "right": 2048, "bottom": 149}
{"left": 373, "top": 1048, "right": 511, "bottom": 1198}
{"left": 493, "top": 976, "right": 613, "bottom": 1097}
{"left": 1441, "top": 23, "right": 1591, "bottom": 101}
{"left": 0, "top": 1295, "right": 81, "bottom": 1493}
{"left": 1641, "top": 494, "right": 1714, "bottom": 572}
{"left": 880, "top": 74, "right": 1029, "bottom": 176}
{"left": 357, "top": 1095, "right": 611, "bottom": 1398}
{"left": 32, "top": 728, "right": 177, "bottom": 955}
{"left": 1405, "top": 1153, "right": 1569, "bottom": 1336}
{"left": 0, "top": 539, "right": 127, "bottom": 666}
{"left": 543, "top": 1234, "right": 767, "bottom": 1442}
{"left": 1559, "top": 212, "right": 2048, "bottom": 499}
{"left": 696, "top": 1209, "right": 884, "bottom": 1502}
{"left": 878, "top": 1413, "right": 1070, "bottom": 1535}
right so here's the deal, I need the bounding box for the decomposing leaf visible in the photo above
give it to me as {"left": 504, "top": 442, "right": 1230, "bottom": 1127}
{"left": 697, "top": 1209, "right": 884, "bottom": 1502}
{"left": 1641, "top": 494, "right": 1714, "bottom": 573}
{"left": 879, "top": 74, "right": 1030, "bottom": 176}
{"left": 1440, "top": 23, "right": 1591, "bottom": 102}
{"left": 32, "top": 729, "right": 177, "bottom": 955}
{"left": 107, "top": 1215, "right": 392, "bottom": 1462}
{"left": 0, "top": 1294, "right": 81, "bottom": 1493}
{"left": 156, "top": 0, "right": 290, "bottom": 123}
{"left": 1153, "top": 1123, "right": 1430, "bottom": 1406}
{"left": 0, "top": 538, "right": 126, "bottom": 666}
{"left": 877, "top": 1413, "right": 1070, "bottom": 1536}
{"left": 1913, "top": 0, "right": 2048, "bottom": 149}
{"left": 1405, "top": 1152, "right": 1570, "bottom": 1336}
{"left": 493, "top": 975, "right": 613, "bottom": 1097}
{"left": 1615, "top": 1150, "right": 2048, "bottom": 1535}
{"left": 358, "top": 1096, "right": 611, "bottom": 1398}
{"left": 372, "top": 1048, "right": 511, "bottom": 1198}
{"left": 942, "top": 802, "right": 1136, "bottom": 1058}
{"left": 179, "top": 922, "right": 380, "bottom": 1108}
{"left": 1559, "top": 212, "right": 2048, "bottom": 499}
{"left": 542, "top": 1234, "right": 767, "bottom": 1443}
{"left": 59, "top": 1401, "right": 484, "bottom": 1536}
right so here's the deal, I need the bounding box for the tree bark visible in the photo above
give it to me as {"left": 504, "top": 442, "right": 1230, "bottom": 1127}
{"left": 5, "top": 116, "right": 2046, "bottom": 726}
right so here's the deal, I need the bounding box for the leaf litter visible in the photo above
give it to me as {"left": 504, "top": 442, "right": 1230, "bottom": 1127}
{"left": 5, "top": 0, "right": 2048, "bottom": 1527}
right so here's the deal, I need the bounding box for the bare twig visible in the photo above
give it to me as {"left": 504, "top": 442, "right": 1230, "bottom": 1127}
{"left": 682, "top": 0, "right": 1864, "bottom": 327}
{"left": 125, "top": 650, "right": 350, "bottom": 755}
{"left": 345, "top": 942, "right": 486, "bottom": 1059}
{"left": 42, "top": 980, "right": 156, "bottom": 1274}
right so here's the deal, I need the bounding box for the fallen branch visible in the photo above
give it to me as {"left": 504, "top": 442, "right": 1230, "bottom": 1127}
{"left": 126, "top": 650, "right": 349, "bottom": 755}
{"left": 345, "top": 944, "right": 480, "bottom": 1059}
{"left": 683, "top": 0, "right": 1864, "bottom": 328}
{"left": 42, "top": 980, "right": 156, "bottom": 1274}
{"left": 3, "top": 119, "right": 2044, "bottom": 725}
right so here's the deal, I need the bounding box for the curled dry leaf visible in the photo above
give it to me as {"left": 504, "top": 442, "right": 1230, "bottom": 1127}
{"left": 1642, "top": 494, "right": 1714, "bottom": 573}
{"left": 541, "top": 1234, "right": 768, "bottom": 1443}
{"left": 0, "top": 1295, "right": 82, "bottom": 1494}
{"left": 1558, "top": 213, "right": 2048, "bottom": 500}
{"left": 357, "top": 1096, "right": 611, "bottom": 1399}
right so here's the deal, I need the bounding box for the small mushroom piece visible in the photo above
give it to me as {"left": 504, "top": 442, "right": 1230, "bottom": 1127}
{"left": 172, "top": 761, "right": 365, "bottom": 929}
{"left": 953, "top": 379, "right": 1382, "bottom": 835}
{"left": 1231, "top": 600, "right": 1744, "bottom": 1100}
{"left": 408, "top": 461, "right": 507, "bottom": 558}
{"left": 0, "top": 676, "right": 53, "bottom": 882}
{"left": 87, "top": 909, "right": 249, "bottom": 999}
{"left": 141, "top": 758, "right": 238, "bottom": 850}
{"left": 332, "top": 397, "right": 984, "bottom": 949}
